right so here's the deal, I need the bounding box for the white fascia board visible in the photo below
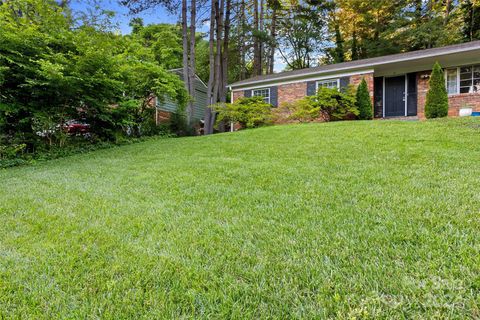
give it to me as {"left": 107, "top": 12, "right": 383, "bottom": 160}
{"left": 232, "top": 69, "right": 374, "bottom": 92}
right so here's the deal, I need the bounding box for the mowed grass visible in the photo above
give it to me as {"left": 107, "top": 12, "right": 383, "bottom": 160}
{"left": 1, "top": 119, "right": 480, "bottom": 319}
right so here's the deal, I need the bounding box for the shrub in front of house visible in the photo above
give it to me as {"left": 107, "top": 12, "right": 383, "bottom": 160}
{"left": 214, "top": 97, "right": 273, "bottom": 129}
{"left": 356, "top": 78, "right": 373, "bottom": 120}
{"left": 425, "top": 62, "right": 449, "bottom": 119}
{"left": 278, "top": 87, "right": 358, "bottom": 122}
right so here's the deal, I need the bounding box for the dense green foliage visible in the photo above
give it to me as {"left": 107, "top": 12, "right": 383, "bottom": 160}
{"left": 356, "top": 78, "right": 373, "bottom": 120}
{"left": 0, "top": 0, "right": 187, "bottom": 157}
{"left": 214, "top": 97, "right": 273, "bottom": 129}
{"left": 1, "top": 119, "right": 480, "bottom": 318}
{"left": 128, "top": 20, "right": 210, "bottom": 83}
{"left": 283, "top": 87, "right": 357, "bottom": 122}
{"left": 231, "top": 0, "right": 480, "bottom": 78}
{"left": 425, "top": 62, "right": 449, "bottom": 119}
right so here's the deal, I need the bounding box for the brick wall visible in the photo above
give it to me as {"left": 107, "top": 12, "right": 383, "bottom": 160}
{"left": 350, "top": 73, "right": 375, "bottom": 105}
{"left": 417, "top": 70, "right": 480, "bottom": 118}
{"left": 232, "top": 90, "right": 244, "bottom": 102}
{"left": 232, "top": 72, "right": 375, "bottom": 106}
{"left": 447, "top": 93, "right": 480, "bottom": 115}
{"left": 350, "top": 73, "right": 374, "bottom": 92}
{"left": 277, "top": 82, "right": 308, "bottom": 106}
{"left": 156, "top": 110, "right": 171, "bottom": 124}
{"left": 416, "top": 71, "right": 429, "bottom": 118}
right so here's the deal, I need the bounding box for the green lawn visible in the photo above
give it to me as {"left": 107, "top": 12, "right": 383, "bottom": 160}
{"left": 1, "top": 119, "right": 480, "bottom": 319}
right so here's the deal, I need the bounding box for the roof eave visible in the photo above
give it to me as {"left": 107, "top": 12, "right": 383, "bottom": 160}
{"left": 229, "top": 43, "right": 480, "bottom": 89}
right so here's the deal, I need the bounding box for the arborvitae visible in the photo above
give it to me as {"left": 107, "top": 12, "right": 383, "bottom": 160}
{"left": 425, "top": 62, "right": 449, "bottom": 118}
{"left": 356, "top": 78, "right": 373, "bottom": 120}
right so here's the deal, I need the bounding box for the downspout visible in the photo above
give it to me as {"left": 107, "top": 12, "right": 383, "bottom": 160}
{"left": 229, "top": 86, "right": 234, "bottom": 132}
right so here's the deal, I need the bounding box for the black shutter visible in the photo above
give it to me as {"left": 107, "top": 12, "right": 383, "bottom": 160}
{"left": 306, "top": 81, "right": 316, "bottom": 96}
{"left": 340, "top": 77, "right": 350, "bottom": 91}
{"left": 270, "top": 86, "right": 278, "bottom": 107}
{"left": 407, "top": 73, "right": 417, "bottom": 116}
{"left": 244, "top": 90, "right": 252, "bottom": 98}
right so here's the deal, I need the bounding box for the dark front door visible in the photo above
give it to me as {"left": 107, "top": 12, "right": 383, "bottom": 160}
{"left": 385, "top": 76, "right": 405, "bottom": 117}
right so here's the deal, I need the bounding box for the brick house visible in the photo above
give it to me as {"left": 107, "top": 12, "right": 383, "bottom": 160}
{"left": 229, "top": 41, "right": 480, "bottom": 119}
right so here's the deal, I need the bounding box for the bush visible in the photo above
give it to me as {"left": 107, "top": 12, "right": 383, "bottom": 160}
{"left": 167, "top": 111, "right": 196, "bottom": 136}
{"left": 356, "top": 78, "right": 373, "bottom": 120}
{"left": 0, "top": 143, "right": 26, "bottom": 160}
{"left": 214, "top": 97, "right": 273, "bottom": 129}
{"left": 281, "top": 87, "right": 358, "bottom": 122}
{"left": 425, "top": 62, "right": 449, "bottom": 119}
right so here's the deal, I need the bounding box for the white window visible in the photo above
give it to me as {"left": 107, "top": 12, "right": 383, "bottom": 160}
{"left": 446, "top": 68, "right": 458, "bottom": 95}
{"left": 460, "top": 65, "right": 480, "bottom": 94}
{"left": 316, "top": 78, "right": 340, "bottom": 91}
{"left": 252, "top": 88, "right": 270, "bottom": 104}
{"left": 445, "top": 64, "right": 480, "bottom": 95}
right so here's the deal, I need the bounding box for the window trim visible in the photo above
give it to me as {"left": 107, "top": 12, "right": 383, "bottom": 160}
{"left": 445, "top": 64, "right": 480, "bottom": 95}
{"left": 252, "top": 88, "right": 271, "bottom": 104}
{"left": 316, "top": 78, "right": 340, "bottom": 91}
{"left": 445, "top": 67, "right": 460, "bottom": 96}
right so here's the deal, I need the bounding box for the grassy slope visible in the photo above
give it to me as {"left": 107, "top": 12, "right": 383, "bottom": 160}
{"left": 1, "top": 119, "right": 479, "bottom": 319}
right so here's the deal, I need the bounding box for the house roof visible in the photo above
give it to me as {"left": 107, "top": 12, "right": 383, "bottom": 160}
{"left": 229, "top": 41, "right": 480, "bottom": 89}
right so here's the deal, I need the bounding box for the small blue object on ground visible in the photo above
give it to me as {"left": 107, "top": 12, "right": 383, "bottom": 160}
{"left": 472, "top": 112, "right": 480, "bottom": 117}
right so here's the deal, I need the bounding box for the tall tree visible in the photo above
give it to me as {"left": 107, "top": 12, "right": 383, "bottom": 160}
{"left": 203, "top": 0, "right": 232, "bottom": 134}
{"left": 253, "top": 0, "right": 262, "bottom": 75}
{"left": 267, "top": 0, "right": 280, "bottom": 74}
{"left": 277, "top": 2, "right": 328, "bottom": 69}
{"left": 122, "top": 0, "right": 198, "bottom": 126}
{"left": 204, "top": 0, "right": 216, "bottom": 134}
{"left": 238, "top": 0, "right": 247, "bottom": 79}
{"left": 462, "top": 0, "right": 480, "bottom": 40}
{"left": 333, "top": 21, "right": 345, "bottom": 63}
{"left": 187, "top": 0, "right": 196, "bottom": 125}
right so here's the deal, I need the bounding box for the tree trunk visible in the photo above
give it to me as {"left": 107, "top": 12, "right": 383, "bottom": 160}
{"left": 444, "top": 0, "right": 452, "bottom": 24}
{"left": 188, "top": 0, "right": 196, "bottom": 126}
{"left": 182, "top": 0, "right": 191, "bottom": 124}
{"left": 259, "top": 0, "right": 264, "bottom": 74}
{"left": 351, "top": 24, "right": 358, "bottom": 60}
{"left": 239, "top": 0, "right": 246, "bottom": 80}
{"left": 221, "top": 0, "right": 231, "bottom": 102}
{"left": 213, "top": 0, "right": 223, "bottom": 104}
{"left": 414, "top": 0, "right": 422, "bottom": 23}
{"left": 204, "top": 0, "right": 217, "bottom": 135}
{"left": 253, "top": 0, "right": 261, "bottom": 76}
{"left": 214, "top": 0, "right": 225, "bottom": 132}
{"left": 334, "top": 22, "right": 344, "bottom": 63}
{"left": 470, "top": 3, "right": 476, "bottom": 41}
{"left": 268, "top": 4, "right": 277, "bottom": 74}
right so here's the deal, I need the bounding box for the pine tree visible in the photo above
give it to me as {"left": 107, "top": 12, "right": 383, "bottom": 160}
{"left": 356, "top": 78, "right": 373, "bottom": 120}
{"left": 351, "top": 28, "right": 359, "bottom": 60}
{"left": 425, "top": 62, "right": 449, "bottom": 118}
{"left": 334, "top": 23, "right": 345, "bottom": 63}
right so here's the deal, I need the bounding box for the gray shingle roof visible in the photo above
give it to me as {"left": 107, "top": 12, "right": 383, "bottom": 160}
{"left": 229, "top": 41, "right": 480, "bottom": 88}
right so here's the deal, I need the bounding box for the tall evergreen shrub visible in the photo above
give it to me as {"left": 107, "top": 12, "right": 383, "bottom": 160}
{"left": 425, "top": 62, "right": 449, "bottom": 118}
{"left": 356, "top": 78, "right": 373, "bottom": 120}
